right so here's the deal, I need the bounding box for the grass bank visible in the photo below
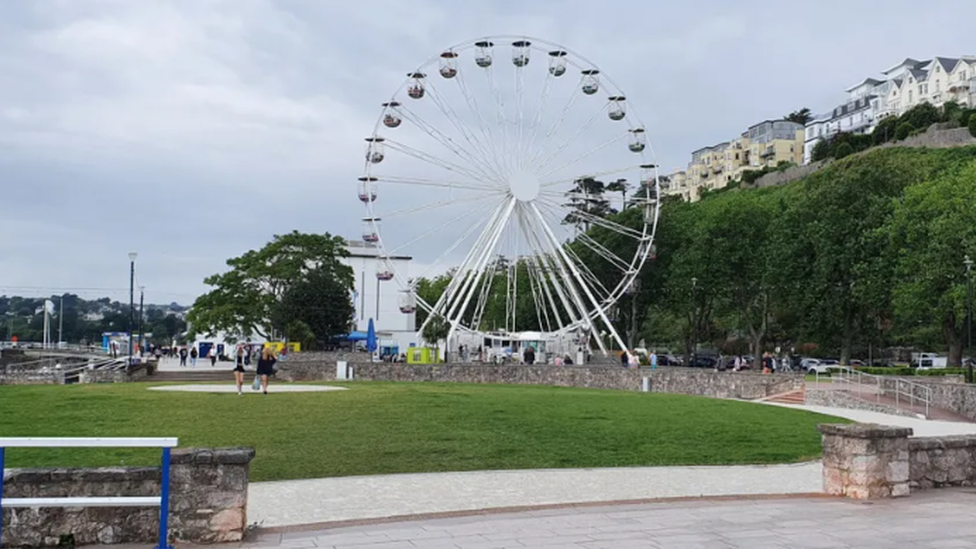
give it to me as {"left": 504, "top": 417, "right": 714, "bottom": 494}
{"left": 0, "top": 382, "right": 845, "bottom": 481}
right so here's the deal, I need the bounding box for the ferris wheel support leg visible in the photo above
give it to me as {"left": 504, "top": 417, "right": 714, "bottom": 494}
{"left": 446, "top": 198, "right": 517, "bottom": 346}
{"left": 417, "top": 199, "right": 508, "bottom": 340}
{"left": 530, "top": 203, "right": 628, "bottom": 355}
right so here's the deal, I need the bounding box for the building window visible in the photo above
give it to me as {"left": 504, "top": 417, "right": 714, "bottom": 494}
{"left": 909, "top": 90, "right": 913, "bottom": 102}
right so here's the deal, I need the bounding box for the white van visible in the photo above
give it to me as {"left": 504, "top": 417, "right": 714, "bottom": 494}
{"left": 915, "top": 353, "right": 948, "bottom": 369}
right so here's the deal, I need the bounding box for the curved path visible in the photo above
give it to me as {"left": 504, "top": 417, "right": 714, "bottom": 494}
{"left": 148, "top": 384, "right": 346, "bottom": 394}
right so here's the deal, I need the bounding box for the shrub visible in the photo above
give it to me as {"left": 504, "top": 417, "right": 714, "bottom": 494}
{"left": 970, "top": 114, "right": 976, "bottom": 138}
{"left": 834, "top": 142, "right": 854, "bottom": 159}
{"left": 960, "top": 109, "right": 975, "bottom": 128}
{"left": 811, "top": 139, "right": 831, "bottom": 162}
{"left": 849, "top": 134, "right": 874, "bottom": 152}
{"left": 902, "top": 103, "right": 941, "bottom": 130}
{"left": 895, "top": 122, "right": 914, "bottom": 140}
{"left": 874, "top": 116, "right": 899, "bottom": 144}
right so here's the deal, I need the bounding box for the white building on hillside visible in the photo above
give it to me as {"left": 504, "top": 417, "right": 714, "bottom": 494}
{"left": 342, "top": 240, "right": 418, "bottom": 350}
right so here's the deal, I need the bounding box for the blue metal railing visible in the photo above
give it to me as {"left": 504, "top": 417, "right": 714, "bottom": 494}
{"left": 0, "top": 437, "right": 178, "bottom": 549}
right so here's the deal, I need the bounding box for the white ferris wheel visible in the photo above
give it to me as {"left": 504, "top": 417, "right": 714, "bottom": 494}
{"left": 359, "top": 35, "right": 660, "bottom": 356}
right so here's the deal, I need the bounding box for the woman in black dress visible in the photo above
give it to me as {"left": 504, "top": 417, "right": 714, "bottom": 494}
{"left": 256, "top": 347, "right": 277, "bottom": 395}
{"left": 233, "top": 346, "right": 246, "bottom": 395}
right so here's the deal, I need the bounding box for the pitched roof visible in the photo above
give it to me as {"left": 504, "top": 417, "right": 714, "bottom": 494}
{"left": 908, "top": 68, "right": 929, "bottom": 82}
{"left": 845, "top": 77, "right": 884, "bottom": 92}
{"left": 931, "top": 57, "right": 961, "bottom": 73}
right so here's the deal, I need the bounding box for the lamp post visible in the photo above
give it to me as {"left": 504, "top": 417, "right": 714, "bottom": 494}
{"left": 138, "top": 286, "right": 145, "bottom": 356}
{"left": 128, "top": 252, "right": 137, "bottom": 365}
{"left": 966, "top": 254, "right": 973, "bottom": 383}
{"left": 691, "top": 277, "right": 698, "bottom": 367}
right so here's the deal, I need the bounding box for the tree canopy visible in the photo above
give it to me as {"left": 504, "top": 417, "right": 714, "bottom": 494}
{"left": 186, "top": 231, "right": 353, "bottom": 344}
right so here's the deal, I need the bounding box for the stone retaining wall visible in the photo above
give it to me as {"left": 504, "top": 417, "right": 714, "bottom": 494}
{"left": 819, "top": 424, "right": 976, "bottom": 499}
{"left": 0, "top": 447, "right": 254, "bottom": 547}
{"left": 805, "top": 388, "right": 918, "bottom": 418}
{"left": 910, "top": 435, "right": 976, "bottom": 490}
{"left": 279, "top": 354, "right": 802, "bottom": 400}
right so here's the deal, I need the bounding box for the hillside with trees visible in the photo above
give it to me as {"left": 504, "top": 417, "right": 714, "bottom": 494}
{"left": 413, "top": 146, "right": 976, "bottom": 366}
{"left": 0, "top": 295, "right": 187, "bottom": 345}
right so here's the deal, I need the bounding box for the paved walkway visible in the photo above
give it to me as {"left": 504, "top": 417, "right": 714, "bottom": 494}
{"left": 250, "top": 463, "right": 821, "bottom": 529}
{"left": 767, "top": 402, "right": 976, "bottom": 437}
{"left": 201, "top": 489, "right": 976, "bottom": 548}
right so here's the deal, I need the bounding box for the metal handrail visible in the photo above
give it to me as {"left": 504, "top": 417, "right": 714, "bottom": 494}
{"left": 824, "top": 366, "right": 931, "bottom": 418}
{"left": 0, "top": 437, "right": 178, "bottom": 549}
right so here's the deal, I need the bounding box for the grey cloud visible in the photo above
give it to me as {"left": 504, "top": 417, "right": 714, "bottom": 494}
{"left": 1, "top": 0, "right": 975, "bottom": 303}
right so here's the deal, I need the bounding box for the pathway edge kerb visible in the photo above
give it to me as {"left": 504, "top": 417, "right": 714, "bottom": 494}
{"left": 253, "top": 492, "right": 832, "bottom": 535}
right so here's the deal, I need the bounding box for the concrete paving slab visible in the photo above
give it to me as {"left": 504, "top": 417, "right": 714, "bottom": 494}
{"left": 147, "top": 384, "right": 347, "bottom": 393}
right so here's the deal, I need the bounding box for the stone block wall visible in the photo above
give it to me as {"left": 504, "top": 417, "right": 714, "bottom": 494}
{"left": 819, "top": 423, "right": 912, "bottom": 499}
{"left": 0, "top": 447, "right": 254, "bottom": 547}
{"left": 279, "top": 353, "right": 803, "bottom": 400}
{"left": 910, "top": 435, "right": 976, "bottom": 490}
{"left": 806, "top": 388, "right": 919, "bottom": 418}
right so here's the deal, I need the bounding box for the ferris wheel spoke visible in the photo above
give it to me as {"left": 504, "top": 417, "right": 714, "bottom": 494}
{"left": 396, "top": 103, "right": 504, "bottom": 183}
{"left": 385, "top": 198, "right": 499, "bottom": 258}
{"left": 381, "top": 189, "right": 504, "bottom": 220}
{"left": 416, "top": 198, "right": 510, "bottom": 334}
{"left": 533, "top": 200, "right": 618, "bottom": 299}
{"left": 575, "top": 232, "right": 632, "bottom": 273}
{"left": 537, "top": 132, "right": 629, "bottom": 180}
{"left": 422, "top": 79, "right": 505, "bottom": 181}
{"left": 384, "top": 139, "right": 499, "bottom": 185}
{"left": 373, "top": 175, "right": 496, "bottom": 192}
{"left": 529, "top": 202, "right": 624, "bottom": 352}
{"left": 526, "top": 73, "right": 585, "bottom": 166}
{"left": 515, "top": 57, "right": 526, "bottom": 172}
{"left": 529, "top": 204, "right": 601, "bottom": 338}
{"left": 539, "top": 164, "right": 643, "bottom": 189}
{"left": 518, "top": 210, "right": 557, "bottom": 332}
{"left": 444, "top": 198, "right": 517, "bottom": 332}
{"left": 538, "top": 195, "right": 643, "bottom": 239}
{"left": 518, "top": 208, "right": 570, "bottom": 329}
{"left": 533, "top": 101, "right": 610, "bottom": 173}
{"left": 484, "top": 64, "right": 517, "bottom": 177}
{"left": 454, "top": 69, "right": 505, "bottom": 177}
{"left": 523, "top": 68, "right": 555, "bottom": 170}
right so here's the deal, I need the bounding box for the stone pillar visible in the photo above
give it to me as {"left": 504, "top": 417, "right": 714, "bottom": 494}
{"left": 169, "top": 447, "right": 255, "bottom": 543}
{"left": 819, "top": 423, "right": 912, "bottom": 499}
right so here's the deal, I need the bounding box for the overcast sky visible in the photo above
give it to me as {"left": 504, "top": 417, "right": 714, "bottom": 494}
{"left": 1, "top": 0, "right": 974, "bottom": 305}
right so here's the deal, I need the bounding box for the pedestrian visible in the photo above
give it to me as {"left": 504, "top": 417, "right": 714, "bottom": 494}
{"left": 620, "top": 351, "right": 628, "bottom": 367}
{"left": 244, "top": 341, "right": 252, "bottom": 367}
{"left": 734, "top": 355, "right": 742, "bottom": 372}
{"left": 524, "top": 345, "right": 535, "bottom": 365}
{"left": 650, "top": 351, "right": 658, "bottom": 370}
{"left": 179, "top": 346, "right": 188, "bottom": 367}
{"left": 233, "top": 346, "right": 246, "bottom": 395}
{"left": 190, "top": 346, "right": 198, "bottom": 368}
{"left": 209, "top": 345, "right": 218, "bottom": 367}
{"left": 762, "top": 352, "right": 773, "bottom": 375}
{"left": 256, "top": 347, "right": 277, "bottom": 395}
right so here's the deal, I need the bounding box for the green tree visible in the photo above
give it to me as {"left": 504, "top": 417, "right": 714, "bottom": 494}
{"left": 873, "top": 115, "right": 899, "bottom": 145}
{"left": 895, "top": 122, "right": 914, "bottom": 141}
{"left": 605, "top": 178, "right": 630, "bottom": 211}
{"left": 886, "top": 160, "right": 976, "bottom": 365}
{"left": 186, "top": 231, "right": 352, "bottom": 341}
{"left": 834, "top": 142, "right": 854, "bottom": 159}
{"left": 274, "top": 266, "right": 355, "bottom": 347}
{"left": 811, "top": 139, "right": 831, "bottom": 162}
{"left": 901, "top": 103, "right": 941, "bottom": 131}
{"left": 784, "top": 108, "right": 812, "bottom": 125}
{"left": 562, "top": 177, "right": 613, "bottom": 231}
{"left": 421, "top": 313, "right": 449, "bottom": 360}
{"left": 970, "top": 114, "right": 976, "bottom": 138}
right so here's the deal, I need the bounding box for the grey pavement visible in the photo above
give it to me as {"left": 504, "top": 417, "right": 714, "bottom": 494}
{"left": 765, "top": 403, "right": 976, "bottom": 437}
{"left": 246, "top": 488, "right": 976, "bottom": 548}
{"left": 249, "top": 463, "right": 822, "bottom": 529}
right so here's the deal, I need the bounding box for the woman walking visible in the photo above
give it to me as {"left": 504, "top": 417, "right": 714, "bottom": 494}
{"left": 256, "top": 347, "right": 277, "bottom": 395}
{"left": 233, "top": 346, "right": 246, "bottom": 396}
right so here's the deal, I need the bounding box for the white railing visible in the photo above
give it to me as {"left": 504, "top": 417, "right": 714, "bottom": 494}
{"left": 0, "top": 437, "right": 178, "bottom": 549}
{"left": 817, "top": 366, "right": 931, "bottom": 418}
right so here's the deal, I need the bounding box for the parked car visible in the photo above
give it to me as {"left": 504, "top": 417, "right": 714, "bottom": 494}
{"left": 689, "top": 355, "right": 719, "bottom": 369}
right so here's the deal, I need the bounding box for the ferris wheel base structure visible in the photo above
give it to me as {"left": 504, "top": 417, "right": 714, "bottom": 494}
{"left": 357, "top": 35, "right": 661, "bottom": 358}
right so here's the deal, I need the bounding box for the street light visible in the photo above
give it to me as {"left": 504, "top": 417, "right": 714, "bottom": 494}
{"left": 966, "top": 254, "right": 973, "bottom": 383}
{"left": 138, "top": 286, "right": 145, "bottom": 356}
{"left": 128, "top": 252, "right": 137, "bottom": 365}
{"left": 691, "top": 277, "right": 698, "bottom": 367}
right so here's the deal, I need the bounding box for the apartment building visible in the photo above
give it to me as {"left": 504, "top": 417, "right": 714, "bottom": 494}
{"left": 667, "top": 120, "right": 803, "bottom": 202}
{"left": 804, "top": 55, "right": 976, "bottom": 163}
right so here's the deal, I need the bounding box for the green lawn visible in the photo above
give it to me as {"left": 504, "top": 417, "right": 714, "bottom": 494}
{"left": 0, "top": 382, "right": 846, "bottom": 482}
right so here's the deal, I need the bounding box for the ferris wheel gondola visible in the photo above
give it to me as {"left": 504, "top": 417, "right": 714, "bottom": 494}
{"left": 357, "top": 35, "right": 661, "bottom": 357}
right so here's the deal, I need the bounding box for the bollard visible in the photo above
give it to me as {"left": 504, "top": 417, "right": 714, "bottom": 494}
{"left": 336, "top": 360, "right": 348, "bottom": 380}
{"left": 642, "top": 377, "right": 650, "bottom": 392}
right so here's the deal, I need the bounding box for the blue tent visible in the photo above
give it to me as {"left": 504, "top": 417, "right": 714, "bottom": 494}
{"left": 366, "top": 318, "right": 378, "bottom": 353}
{"left": 346, "top": 331, "right": 369, "bottom": 341}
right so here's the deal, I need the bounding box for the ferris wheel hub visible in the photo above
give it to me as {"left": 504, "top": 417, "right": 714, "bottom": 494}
{"left": 508, "top": 170, "right": 540, "bottom": 202}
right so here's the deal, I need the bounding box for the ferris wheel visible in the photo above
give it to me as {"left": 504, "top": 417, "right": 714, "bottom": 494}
{"left": 359, "top": 35, "right": 660, "bottom": 355}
